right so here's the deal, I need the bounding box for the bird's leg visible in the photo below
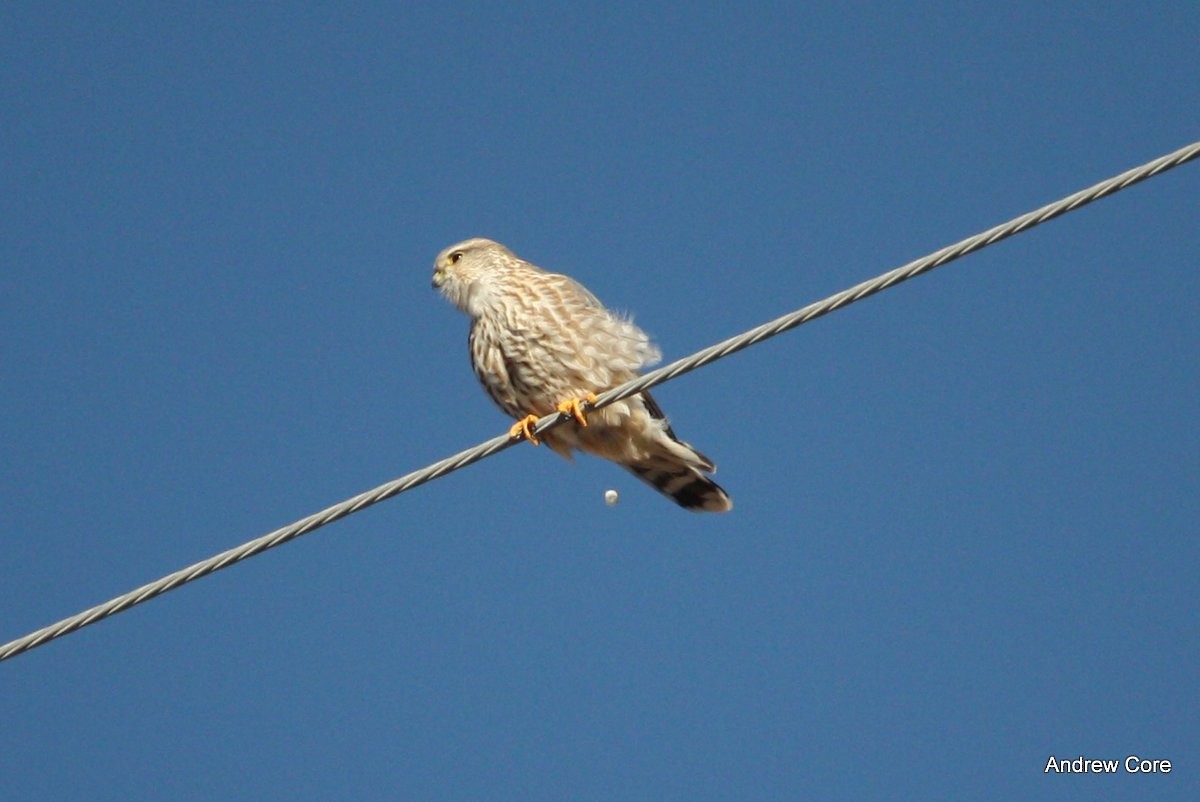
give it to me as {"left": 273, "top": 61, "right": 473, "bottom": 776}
{"left": 556, "top": 392, "right": 599, "bottom": 427}
{"left": 509, "top": 392, "right": 598, "bottom": 445}
{"left": 509, "top": 414, "right": 542, "bottom": 445}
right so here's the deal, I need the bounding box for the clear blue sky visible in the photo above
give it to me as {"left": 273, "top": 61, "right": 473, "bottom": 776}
{"left": 3, "top": 3, "right": 1197, "bottom": 800}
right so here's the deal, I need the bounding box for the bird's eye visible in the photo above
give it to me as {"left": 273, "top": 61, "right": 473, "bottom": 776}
{"left": 449, "top": 251, "right": 463, "bottom": 264}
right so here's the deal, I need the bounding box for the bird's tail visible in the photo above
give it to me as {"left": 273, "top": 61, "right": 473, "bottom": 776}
{"left": 623, "top": 456, "right": 732, "bottom": 512}
{"left": 621, "top": 390, "right": 732, "bottom": 513}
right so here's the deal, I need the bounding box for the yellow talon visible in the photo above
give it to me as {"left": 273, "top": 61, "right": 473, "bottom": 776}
{"left": 557, "top": 392, "right": 599, "bottom": 427}
{"left": 511, "top": 393, "right": 597, "bottom": 444}
{"left": 509, "top": 414, "right": 542, "bottom": 445}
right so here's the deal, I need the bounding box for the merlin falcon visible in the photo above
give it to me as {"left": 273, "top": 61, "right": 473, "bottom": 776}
{"left": 432, "top": 237, "right": 732, "bottom": 512}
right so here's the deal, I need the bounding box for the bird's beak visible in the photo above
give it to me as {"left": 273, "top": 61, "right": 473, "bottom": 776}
{"left": 431, "top": 266, "right": 444, "bottom": 289}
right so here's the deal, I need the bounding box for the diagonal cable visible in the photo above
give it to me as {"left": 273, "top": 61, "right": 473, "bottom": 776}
{"left": 2, "top": 140, "right": 1197, "bottom": 663}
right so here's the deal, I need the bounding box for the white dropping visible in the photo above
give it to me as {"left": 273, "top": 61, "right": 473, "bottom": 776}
{"left": 604, "top": 489, "right": 619, "bottom": 507}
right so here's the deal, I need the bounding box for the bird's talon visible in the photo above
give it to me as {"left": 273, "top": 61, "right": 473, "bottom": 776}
{"left": 557, "top": 393, "right": 599, "bottom": 427}
{"left": 509, "top": 414, "right": 541, "bottom": 445}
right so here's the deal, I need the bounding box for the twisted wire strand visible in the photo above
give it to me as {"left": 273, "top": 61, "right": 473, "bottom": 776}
{"left": 580, "top": 140, "right": 1200, "bottom": 417}
{"left": 3, "top": 140, "right": 1197, "bottom": 663}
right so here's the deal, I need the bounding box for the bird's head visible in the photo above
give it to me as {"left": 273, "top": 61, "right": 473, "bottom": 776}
{"left": 432, "top": 237, "right": 516, "bottom": 316}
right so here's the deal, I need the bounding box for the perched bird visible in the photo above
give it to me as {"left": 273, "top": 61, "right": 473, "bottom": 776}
{"left": 432, "top": 238, "right": 732, "bottom": 512}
